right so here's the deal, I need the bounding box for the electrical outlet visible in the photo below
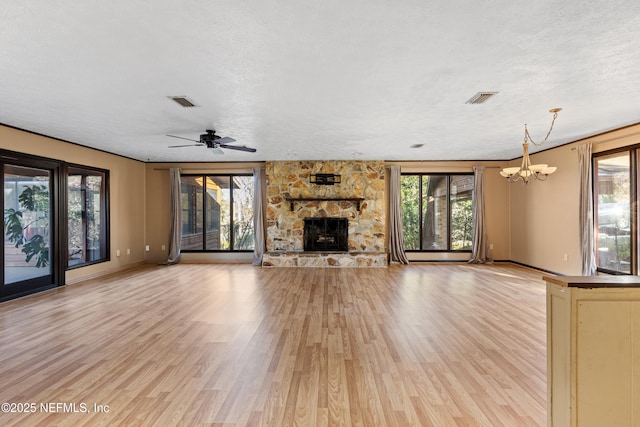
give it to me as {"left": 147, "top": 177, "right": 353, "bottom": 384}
{"left": 564, "top": 253, "right": 568, "bottom": 262}
{"left": 161, "top": 245, "right": 166, "bottom": 251}
{"left": 489, "top": 244, "right": 494, "bottom": 250}
{"left": 145, "top": 245, "right": 150, "bottom": 251}
{"left": 127, "top": 248, "right": 130, "bottom": 255}
{"left": 116, "top": 249, "right": 120, "bottom": 257}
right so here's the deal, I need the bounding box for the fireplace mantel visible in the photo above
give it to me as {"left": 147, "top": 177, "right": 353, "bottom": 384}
{"left": 284, "top": 196, "right": 365, "bottom": 211}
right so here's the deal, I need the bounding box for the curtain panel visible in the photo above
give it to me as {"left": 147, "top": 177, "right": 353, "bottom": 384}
{"left": 252, "top": 167, "right": 266, "bottom": 265}
{"left": 468, "top": 166, "right": 491, "bottom": 263}
{"left": 578, "top": 143, "right": 596, "bottom": 275}
{"left": 166, "top": 167, "right": 182, "bottom": 265}
{"left": 387, "top": 166, "right": 409, "bottom": 264}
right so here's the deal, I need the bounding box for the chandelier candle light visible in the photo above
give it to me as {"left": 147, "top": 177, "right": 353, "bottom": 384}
{"left": 500, "top": 108, "right": 561, "bottom": 184}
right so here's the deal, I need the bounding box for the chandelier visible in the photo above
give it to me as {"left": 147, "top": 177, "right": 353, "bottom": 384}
{"left": 500, "top": 108, "right": 561, "bottom": 184}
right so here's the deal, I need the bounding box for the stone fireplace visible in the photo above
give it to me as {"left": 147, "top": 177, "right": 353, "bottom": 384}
{"left": 262, "top": 160, "right": 387, "bottom": 267}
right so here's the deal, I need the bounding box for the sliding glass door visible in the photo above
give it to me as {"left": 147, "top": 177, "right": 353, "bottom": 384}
{"left": 2, "top": 162, "right": 58, "bottom": 299}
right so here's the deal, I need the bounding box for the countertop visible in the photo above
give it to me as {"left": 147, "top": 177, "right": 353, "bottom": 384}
{"left": 543, "top": 275, "right": 640, "bottom": 288}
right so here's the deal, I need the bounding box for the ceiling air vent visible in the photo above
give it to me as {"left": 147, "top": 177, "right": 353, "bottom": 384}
{"left": 465, "top": 92, "right": 498, "bottom": 105}
{"left": 168, "top": 96, "right": 197, "bottom": 107}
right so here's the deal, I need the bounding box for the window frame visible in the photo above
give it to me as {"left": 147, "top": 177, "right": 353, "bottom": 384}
{"left": 180, "top": 173, "right": 254, "bottom": 253}
{"left": 66, "top": 164, "right": 110, "bottom": 269}
{"left": 593, "top": 146, "right": 640, "bottom": 275}
{"left": 401, "top": 172, "right": 474, "bottom": 253}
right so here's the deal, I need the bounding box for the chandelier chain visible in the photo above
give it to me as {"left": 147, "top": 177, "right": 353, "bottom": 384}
{"left": 524, "top": 110, "right": 559, "bottom": 147}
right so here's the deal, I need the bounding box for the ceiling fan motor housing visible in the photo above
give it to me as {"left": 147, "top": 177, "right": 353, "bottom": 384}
{"left": 200, "top": 130, "right": 220, "bottom": 147}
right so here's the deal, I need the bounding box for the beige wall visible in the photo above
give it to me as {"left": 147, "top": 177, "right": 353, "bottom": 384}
{"left": 0, "top": 125, "right": 146, "bottom": 283}
{"left": 509, "top": 145, "right": 582, "bottom": 274}
{"left": 590, "top": 123, "right": 640, "bottom": 154}
{"left": 508, "top": 123, "right": 640, "bottom": 275}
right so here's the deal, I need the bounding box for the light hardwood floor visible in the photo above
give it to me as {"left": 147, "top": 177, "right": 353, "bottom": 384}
{"left": 0, "top": 263, "right": 547, "bottom": 426}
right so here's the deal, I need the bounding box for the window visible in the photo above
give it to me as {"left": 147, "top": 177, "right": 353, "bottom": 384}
{"left": 594, "top": 150, "right": 634, "bottom": 274}
{"left": 401, "top": 174, "right": 474, "bottom": 251}
{"left": 67, "top": 166, "right": 109, "bottom": 267}
{"left": 180, "top": 174, "right": 254, "bottom": 251}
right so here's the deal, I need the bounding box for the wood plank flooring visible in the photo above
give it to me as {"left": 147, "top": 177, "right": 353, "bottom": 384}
{"left": 0, "top": 263, "right": 547, "bottom": 426}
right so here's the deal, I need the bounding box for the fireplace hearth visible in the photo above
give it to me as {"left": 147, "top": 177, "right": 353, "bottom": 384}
{"left": 304, "top": 218, "right": 348, "bottom": 252}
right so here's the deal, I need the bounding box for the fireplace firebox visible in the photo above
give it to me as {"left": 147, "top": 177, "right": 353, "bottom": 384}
{"left": 304, "top": 218, "right": 348, "bottom": 252}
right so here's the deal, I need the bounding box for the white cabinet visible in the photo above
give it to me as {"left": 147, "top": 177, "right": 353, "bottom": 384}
{"left": 545, "top": 276, "right": 640, "bottom": 427}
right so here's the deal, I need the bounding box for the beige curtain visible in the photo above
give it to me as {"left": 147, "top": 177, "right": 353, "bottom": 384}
{"left": 578, "top": 143, "right": 596, "bottom": 275}
{"left": 387, "top": 166, "right": 409, "bottom": 264}
{"left": 252, "top": 167, "right": 266, "bottom": 265}
{"left": 166, "top": 167, "right": 182, "bottom": 265}
{"left": 468, "top": 166, "right": 490, "bottom": 263}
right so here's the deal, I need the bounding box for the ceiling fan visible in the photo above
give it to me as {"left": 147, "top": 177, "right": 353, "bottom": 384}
{"left": 167, "top": 129, "right": 256, "bottom": 154}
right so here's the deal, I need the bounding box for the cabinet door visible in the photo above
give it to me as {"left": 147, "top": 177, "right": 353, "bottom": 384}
{"left": 576, "top": 300, "right": 638, "bottom": 426}
{"left": 547, "top": 284, "right": 570, "bottom": 427}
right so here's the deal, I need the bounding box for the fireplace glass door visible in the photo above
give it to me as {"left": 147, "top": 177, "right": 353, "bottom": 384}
{"left": 303, "top": 218, "right": 348, "bottom": 252}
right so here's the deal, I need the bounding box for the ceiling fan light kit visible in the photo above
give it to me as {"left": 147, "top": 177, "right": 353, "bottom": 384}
{"left": 500, "top": 108, "right": 561, "bottom": 185}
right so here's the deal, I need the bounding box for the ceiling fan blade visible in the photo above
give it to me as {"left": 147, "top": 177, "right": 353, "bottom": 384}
{"left": 210, "top": 147, "right": 225, "bottom": 155}
{"left": 166, "top": 134, "right": 199, "bottom": 142}
{"left": 219, "top": 144, "right": 257, "bottom": 153}
{"left": 168, "top": 143, "right": 204, "bottom": 148}
{"left": 216, "top": 137, "right": 237, "bottom": 144}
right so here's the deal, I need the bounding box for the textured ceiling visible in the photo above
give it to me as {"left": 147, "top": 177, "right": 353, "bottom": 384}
{"left": 1, "top": 0, "right": 640, "bottom": 162}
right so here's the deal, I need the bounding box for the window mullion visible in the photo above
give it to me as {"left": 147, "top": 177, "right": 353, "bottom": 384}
{"left": 80, "top": 174, "right": 88, "bottom": 263}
